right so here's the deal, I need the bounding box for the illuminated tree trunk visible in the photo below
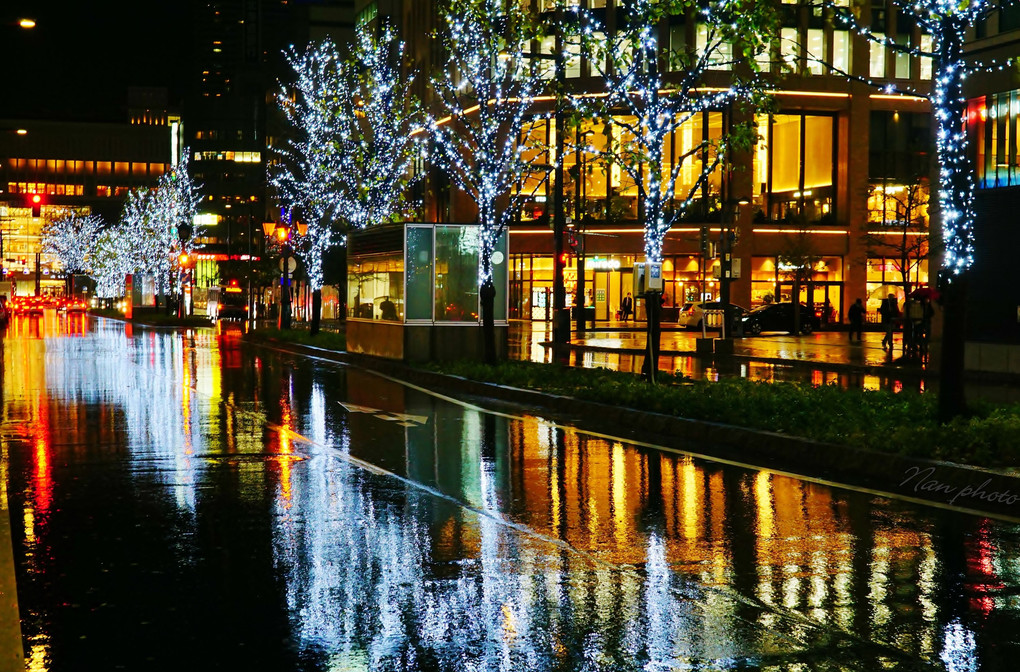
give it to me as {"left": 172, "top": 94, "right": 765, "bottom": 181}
{"left": 480, "top": 279, "right": 496, "bottom": 364}
{"left": 310, "top": 288, "right": 321, "bottom": 336}
{"left": 933, "top": 19, "right": 972, "bottom": 422}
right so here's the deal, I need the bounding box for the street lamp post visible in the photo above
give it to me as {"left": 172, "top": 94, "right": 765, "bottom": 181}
{"left": 275, "top": 221, "right": 292, "bottom": 330}
{"left": 718, "top": 197, "right": 749, "bottom": 340}
{"left": 550, "top": 42, "right": 569, "bottom": 348}
{"left": 177, "top": 252, "right": 191, "bottom": 318}
{"left": 503, "top": 12, "right": 568, "bottom": 346}
{"left": 573, "top": 128, "right": 593, "bottom": 335}
{"left": 176, "top": 223, "right": 193, "bottom": 319}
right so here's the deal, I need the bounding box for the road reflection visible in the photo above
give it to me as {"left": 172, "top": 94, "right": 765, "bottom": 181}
{"left": 1, "top": 315, "right": 1015, "bottom": 670}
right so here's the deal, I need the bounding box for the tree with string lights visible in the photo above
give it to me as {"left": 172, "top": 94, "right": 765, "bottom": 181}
{"left": 42, "top": 212, "right": 104, "bottom": 296}
{"left": 573, "top": 0, "right": 777, "bottom": 381}
{"left": 430, "top": 0, "right": 549, "bottom": 363}
{"left": 89, "top": 226, "right": 132, "bottom": 304}
{"left": 273, "top": 25, "right": 422, "bottom": 335}
{"left": 119, "top": 153, "right": 203, "bottom": 312}
{"left": 825, "top": 0, "right": 1001, "bottom": 419}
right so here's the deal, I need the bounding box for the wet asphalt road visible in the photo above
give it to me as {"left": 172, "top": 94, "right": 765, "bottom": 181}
{"left": 1, "top": 314, "right": 1017, "bottom": 670}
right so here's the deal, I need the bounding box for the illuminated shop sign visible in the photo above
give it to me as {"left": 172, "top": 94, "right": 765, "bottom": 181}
{"left": 589, "top": 257, "right": 621, "bottom": 271}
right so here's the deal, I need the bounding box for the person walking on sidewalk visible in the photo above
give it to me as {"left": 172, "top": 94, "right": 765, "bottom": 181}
{"left": 879, "top": 292, "right": 899, "bottom": 350}
{"left": 848, "top": 297, "right": 864, "bottom": 343}
{"left": 621, "top": 293, "right": 633, "bottom": 321}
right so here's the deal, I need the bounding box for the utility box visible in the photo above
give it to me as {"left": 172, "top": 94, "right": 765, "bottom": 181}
{"left": 633, "top": 262, "right": 662, "bottom": 294}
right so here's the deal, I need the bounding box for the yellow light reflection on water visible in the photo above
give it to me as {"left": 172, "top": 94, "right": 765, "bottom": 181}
{"left": 26, "top": 641, "right": 47, "bottom": 671}
{"left": 681, "top": 460, "right": 700, "bottom": 541}
{"left": 611, "top": 442, "right": 626, "bottom": 545}
{"left": 22, "top": 507, "right": 35, "bottom": 545}
{"left": 278, "top": 400, "right": 294, "bottom": 507}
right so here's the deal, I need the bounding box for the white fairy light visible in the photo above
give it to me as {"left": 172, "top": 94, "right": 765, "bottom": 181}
{"left": 430, "top": 0, "right": 547, "bottom": 292}
{"left": 271, "top": 25, "right": 422, "bottom": 290}
{"left": 42, "top": 212, "right": 103, "bottom": 275}
{"left": 828, "top": 0, "right": 992, "bottom": 277}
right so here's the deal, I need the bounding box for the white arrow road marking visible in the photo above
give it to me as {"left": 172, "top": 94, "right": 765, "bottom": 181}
{"left": 339, "top": 402, "right": 429, "bottom": 427}
{"left": 387, "top": 412, "right": 429, "bottom": 426}
{"left": 339, "top": 402, "right": 382, "bottom": 414}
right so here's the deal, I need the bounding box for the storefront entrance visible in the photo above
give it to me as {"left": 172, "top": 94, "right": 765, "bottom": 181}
{"left": 776, "top": 281, "right": 842, "bottom": 324}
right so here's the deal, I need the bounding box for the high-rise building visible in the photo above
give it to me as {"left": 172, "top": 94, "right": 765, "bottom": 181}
{"left": 185, "top": 0, "right": 355, "bottom": 288}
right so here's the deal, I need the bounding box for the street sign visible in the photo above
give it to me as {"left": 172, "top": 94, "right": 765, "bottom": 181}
{"left": 279, "top": 257, "right": 297, "bottom": 273}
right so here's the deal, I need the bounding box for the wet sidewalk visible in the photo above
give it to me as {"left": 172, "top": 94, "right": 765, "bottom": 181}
{"left": 513, "top": 320, "right": 920, "bottom": 369}
{"left": 512, "top": 320, "right": 1020, "bottom": 400}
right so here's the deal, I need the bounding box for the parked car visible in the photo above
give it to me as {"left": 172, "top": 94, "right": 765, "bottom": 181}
{"left": 677, "top": 301, "right": 746, "bottom": 330}
{"left": 741, "top": 302, "right": 821, "bottom": 336}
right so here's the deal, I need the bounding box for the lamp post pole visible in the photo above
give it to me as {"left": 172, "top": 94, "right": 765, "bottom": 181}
{"left": 275, "top": 222, "right": 292, "bottom": 330}
{"left": 719, "top": 197, "right": 748, "bottom": 340}
{"left": 574, "top": 128, "right": 592, "bottom": 335}
{"left": 550, "top": 14, "right": 569, "bottom": 348}
{"left": 247, "top": 203, "right": 253, "bottom": 324}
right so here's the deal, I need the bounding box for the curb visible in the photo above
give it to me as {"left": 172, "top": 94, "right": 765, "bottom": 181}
{"left": 253, "top": 338, "right": 1020, "bottom": 521}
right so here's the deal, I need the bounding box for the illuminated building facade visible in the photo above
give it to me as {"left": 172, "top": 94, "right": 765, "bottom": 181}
{"left": 358, "top": 0, "right": 934, "bottom": 324}
{"left": 0, "top": 117, "right": 175, "bottom": 296}
{"left": 964, "top": 11, "right": 1020, "bottom": 343}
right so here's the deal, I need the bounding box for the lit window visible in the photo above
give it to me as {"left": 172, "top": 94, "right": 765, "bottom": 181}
{"left": 920, "top": 35, "right": 932, "bottom": 80}
{"left": 806, "top": 28, "right": 824, "bottom": 75}
{"left": 780, "top": 27, "right": 798, "bottom": 71}
{"left": 696, "top": 24, "right": 732, "bottom": 70}
{"left": 870, "top": 33, "right": 887, "bottom": 79}
{"left": 832, "top": 31, "right": 850, "bottom": 75}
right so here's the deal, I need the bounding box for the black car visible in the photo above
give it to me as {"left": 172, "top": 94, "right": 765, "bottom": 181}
{"left": 741, "top": 302, "right": 821, "bottom": 336}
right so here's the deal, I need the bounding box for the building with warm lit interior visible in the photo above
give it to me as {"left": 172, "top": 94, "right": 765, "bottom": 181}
{"left": 353, "top": 0, "right": 934, "bottom": 327}
{"left": 0, "top": 115, "right": 177, "bottom": 297}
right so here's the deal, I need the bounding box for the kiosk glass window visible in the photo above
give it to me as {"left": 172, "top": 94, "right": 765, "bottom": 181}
{"left": 348, "top": 254, "right": 404, "bottom": 320}
{"left": 435, "top": 226, "right": 480, "bottom": 322}
{"left": 405, "top": 227, "right": 434, "bottom": 320}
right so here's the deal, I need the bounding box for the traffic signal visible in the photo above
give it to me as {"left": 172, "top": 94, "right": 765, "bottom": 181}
{"left": 30, "top": 193, "right": 42, "bottom": 218}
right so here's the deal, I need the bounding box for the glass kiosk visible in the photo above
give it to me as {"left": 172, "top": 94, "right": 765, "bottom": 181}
{"left": 347, "top": 223, "right": 509, "bottom": 361}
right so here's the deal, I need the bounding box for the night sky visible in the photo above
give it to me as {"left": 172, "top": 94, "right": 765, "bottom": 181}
{"left": 1, "top": 1, "right": 189, "bottom": 123}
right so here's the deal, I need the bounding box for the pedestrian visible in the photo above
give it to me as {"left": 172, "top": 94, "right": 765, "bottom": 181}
{"left": 621, "top": 292, "right": 633, "bottom": 322}
{"left": 848, "top": 297, "right": 864, "bottom": 343}
{"left": 918, "top": 298, "right": 935, "bottom": 361}
{"left": 879, "top": 292, "right": 899, "bottom": 350}
{"left": 379, "top": 296, "right": 397, "bottom": 321}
